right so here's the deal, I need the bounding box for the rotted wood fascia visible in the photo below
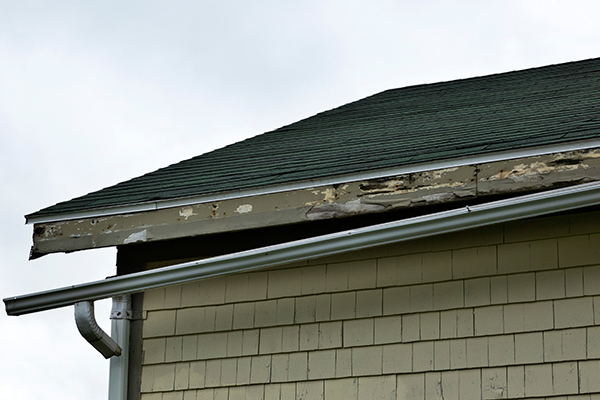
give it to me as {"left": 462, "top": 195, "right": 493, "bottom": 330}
{"left": 30, "top": 148, "right": 600, "bottom": 258}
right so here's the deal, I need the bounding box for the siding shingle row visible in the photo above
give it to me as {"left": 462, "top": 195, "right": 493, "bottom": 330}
{"left": 140, "top": 214, "right": 600, "bottom": 398}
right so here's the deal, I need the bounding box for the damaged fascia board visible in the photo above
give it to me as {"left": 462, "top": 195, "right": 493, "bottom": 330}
{"left": 8, "top": 180, "right": 600, "bottom": 316}
{"left": 27, "top": 139, "right": 600, "bottom": 225}
{"left": 30, "top": 147, "right": 600, "bottom": 257}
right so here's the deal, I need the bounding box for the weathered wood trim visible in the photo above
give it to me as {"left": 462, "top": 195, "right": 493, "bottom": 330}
{"left": 30, "top": 148, "right": 600, "bottom": 258}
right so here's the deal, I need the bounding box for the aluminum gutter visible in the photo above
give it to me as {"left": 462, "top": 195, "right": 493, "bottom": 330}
{"left": 26, "top": 139, "right": 600, "bottom": 224}
{"left": 8, "top": 180, "right": 600, "bottom": 316}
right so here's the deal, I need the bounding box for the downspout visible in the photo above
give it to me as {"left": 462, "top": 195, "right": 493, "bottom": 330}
{"left": 74, "top": 295, "right": 132, "bottom": 400}
{"left": 74, "top": 301, "right": 121, "bottom": 358}
{"left": 108, "top": 295, "right": 132, "bottom": 400}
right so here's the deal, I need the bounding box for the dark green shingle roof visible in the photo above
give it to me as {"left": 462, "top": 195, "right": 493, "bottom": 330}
{"left": 29, "top": 57, "right": 600, "bottom": 219}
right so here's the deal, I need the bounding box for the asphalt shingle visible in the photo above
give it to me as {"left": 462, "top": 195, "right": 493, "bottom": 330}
{"left": 28, "top": 57, "right": 600, "bottom": 219}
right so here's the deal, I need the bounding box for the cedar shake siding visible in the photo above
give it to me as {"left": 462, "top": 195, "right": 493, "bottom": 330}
{"left": 137, "top": 209, "right": 600, "bottom": 399}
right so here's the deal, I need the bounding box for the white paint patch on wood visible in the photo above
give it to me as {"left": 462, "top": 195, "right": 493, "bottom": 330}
{"left": 179, "top": 207, "right": 197, "bottom": 220}
{"left": 235, "top": 204, "right": 253, "bottom": 214}
{"left": 123, "top": 230, "right": 147, "bottom": 244}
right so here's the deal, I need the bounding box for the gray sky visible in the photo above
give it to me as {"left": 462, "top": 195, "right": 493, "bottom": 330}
{"left": 1, "top": 1, "right": 599, "bottom": 398}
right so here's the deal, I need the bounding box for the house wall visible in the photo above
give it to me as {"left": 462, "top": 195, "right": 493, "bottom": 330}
{"left": 137, "top": 209, "right": 600, "bottom": 400}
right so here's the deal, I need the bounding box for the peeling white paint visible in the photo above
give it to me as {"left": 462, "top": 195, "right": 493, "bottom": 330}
{"left": 482, "top": 160, "right": 585, "bottom": 182}
{"left": 364, "top": 188, "right": 410, "bottom": 198}
{"left": 179, "top": 207, "right": 197, "bottom": 220}
{"left": 422, "top": 181, "right": 468, "bottom": 190}
{"left": 360, "top": 179, "right": 405, "bottom": 195}
{"left": 333, "top": 199, "right": 362, "bottom": 212}
{"left": 555, "top": 149, "right": 600, "bottom": 160}
{"left": 123, "top": 230, "right": 147, "bottom": 244}
{"left": 432, "top": 167, "right": 459, "bottom": 179}
{"left": 304, "top": 187, "right": 339, "bottom": 206}
{"left": 363, "top": 181, "right": 466, "bottom": 199}
{"left": 322, "top": 188, "right": 336, "bottom": 203}
{"left": 306, "top": 199, "right": 384, "bottom": 220}
{"left": 421, "top": 192, "right": 455, "bottom": 202}
{"left": 235, "top": 204, "right": 253, "bottom": 214}
{"left": 103, "top": 224, "right": 117, "bottom": 234}
{"left": 43, "top": 225, "right": 60, "bottom": 238}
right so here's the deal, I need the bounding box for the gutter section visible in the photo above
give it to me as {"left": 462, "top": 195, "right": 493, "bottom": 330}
{"left": 7, "top": 180, "right": 600, "bottom": 316}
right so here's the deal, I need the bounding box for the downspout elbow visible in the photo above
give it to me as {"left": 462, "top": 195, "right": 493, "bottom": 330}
{"left": 74, "top": 301, "right": 121, "bottom": 358}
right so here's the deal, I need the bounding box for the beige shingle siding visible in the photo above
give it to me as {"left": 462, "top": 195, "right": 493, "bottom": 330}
{"left": 139, "top": 210, "right": 600, "bottom": 399}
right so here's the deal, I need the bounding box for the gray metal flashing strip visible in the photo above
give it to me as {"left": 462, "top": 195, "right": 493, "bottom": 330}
{"left": 26, "top": 139, "right": 600, "bottom": 225}
{"left": 8, "top": 180, "right": 600, "bottom": 316}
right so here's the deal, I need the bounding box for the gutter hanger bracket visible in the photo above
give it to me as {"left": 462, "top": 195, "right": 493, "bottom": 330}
{"left": 110, "top": 294, "right": 133, "bottom": 320}
{"left": 74, "top": 301, "right": 121, "bottom": 359}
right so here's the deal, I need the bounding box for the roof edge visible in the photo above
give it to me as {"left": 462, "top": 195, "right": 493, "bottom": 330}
{"left": 26, "top": 138, "right": 600, "bottom": 225}
{"left": 8, "top": 179, "right": 600, "bottom": 316}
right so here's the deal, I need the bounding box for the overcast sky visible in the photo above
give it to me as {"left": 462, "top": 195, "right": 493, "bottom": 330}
{"left": 1, "top": 1, "right": 600, "bottom": 399}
